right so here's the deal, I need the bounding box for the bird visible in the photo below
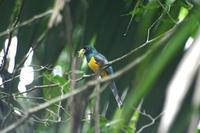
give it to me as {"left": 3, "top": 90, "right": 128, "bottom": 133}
{"left": 78, "top": 45, "right": 122, "bottom": 108}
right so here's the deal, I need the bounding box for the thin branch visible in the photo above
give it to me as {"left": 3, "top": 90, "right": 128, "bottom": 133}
{"left": 0, "top": 65, "right": 50, "bottom": 88}
{"left": 123, "top": 0, "right": 142, "bottom": 36}
{"left": 136, "top": 111, "right": 164, "bottom": 133}
{"left": 57, "top": 81, "right": 66, "bottom": 122}
{"left": 30, "top": 64, "right": 54, "bottom": 71}
{"left": 0, "top": 9, "right": 52, "bottom": 38}
{"left": 14, "top": 83, "right": 59, "bottom": 96}
{"left": 0, "top": 66, "right": 52, "bottom": 100}
{"left": 157, "top": 0, "right": 177, "bottom": 24}
{"left": 105, "top": 26, "right": 174, "bottom": 67}
{"left": 0, "top": 74, "right": 21, "bottom": 90}
{"left": 145, "top": 11, "right": 164, "bottom": 43}
{"left": 31, "top": 112, "right": 69, "bottom": 123}
{"left": 14, "top": 96, "right": 47, "bottom": 101}
{"left": 67, "top": 70, "right": 96, "bottom": 82}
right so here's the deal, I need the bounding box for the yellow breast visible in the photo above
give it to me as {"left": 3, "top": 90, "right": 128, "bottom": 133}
{"left": 88, "top": 57, "right": 100, "bottom": 72}
{"left": 88, "top": 57, "right": 108, "bottom": 77}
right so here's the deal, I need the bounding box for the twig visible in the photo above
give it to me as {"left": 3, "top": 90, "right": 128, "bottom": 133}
{"left": 0, "top": 10, "right": 52, "bottom": 37}
{"left": 46, "top": 108, "right": 61, "bottom": 120}
{"left": 123, "top": 0, "right": 142, "bottom": 36}
{"left": 136, "top": 111, "right": 164, "bottom": 133}
{"left": 157, "top": 0, "right": 177, "bottom": 24}
{"left": 57, "top": 81, "right": 66, "bottom": 122}
{"left": 31, "top": 112, "right": 69, "bottom": 124}
{"left": 0, "top": 74, "right": 21, "bottom": 93}
{"left": 145, "top": 11, "right": 164, "bottom": 43}
{"left": 0, "top": 65, "right": 50, "bottom": 88}
{"left": 67, "top": 70, "right": 96, "bottom": 82}
{"left": 14, "top": 83, "right": 59, "bottom": 96}
{"left": 14, "top": 96, "right": 47, "bottom": 101}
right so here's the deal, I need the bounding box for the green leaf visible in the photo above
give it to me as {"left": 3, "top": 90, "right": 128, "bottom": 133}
{"left": 43, "top": 72, "right": 69, "bottom": 98}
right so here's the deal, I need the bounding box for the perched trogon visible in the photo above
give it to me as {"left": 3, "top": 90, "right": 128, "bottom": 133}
{"left": 79, "top": 45, "right": 122, "bottom": 107}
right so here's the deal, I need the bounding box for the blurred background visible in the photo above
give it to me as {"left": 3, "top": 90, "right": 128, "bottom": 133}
{"left": 0, "top": 0, "right": 200, "bottom": 133}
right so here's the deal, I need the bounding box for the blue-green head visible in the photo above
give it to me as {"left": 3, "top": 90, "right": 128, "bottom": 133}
{"left": 79, "top": 45, "right": 97, "bottom": 61}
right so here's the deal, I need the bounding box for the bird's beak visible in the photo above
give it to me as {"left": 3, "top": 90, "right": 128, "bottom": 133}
{"left": 78, "top": 48, "right": 85, "bottom": 58}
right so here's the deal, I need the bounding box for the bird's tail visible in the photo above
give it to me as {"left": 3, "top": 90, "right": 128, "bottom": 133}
{"left": 109, "top": 81, "right": 123, "bottom": 108}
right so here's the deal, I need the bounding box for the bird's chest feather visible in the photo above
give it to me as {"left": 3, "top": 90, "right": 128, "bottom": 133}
{"left": 88, "top": 57, "right": 100, "bottom": 71}
{"left": 88, "top": 57, "right": 108, "bottom": 77}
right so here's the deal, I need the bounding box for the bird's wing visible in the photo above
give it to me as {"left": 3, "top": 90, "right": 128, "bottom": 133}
{"left": 93, "top": 53, "right": 108, "bottom": 66}
{"left": 93, "top": 53, "right": 115, "bottom": 75}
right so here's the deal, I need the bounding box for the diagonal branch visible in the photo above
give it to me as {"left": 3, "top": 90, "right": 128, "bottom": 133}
{"left": 105, "top": 25, "right": 174, "bottom": 68}
{"left": 0, "top": 10, "right": 52, "bottom": 38}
